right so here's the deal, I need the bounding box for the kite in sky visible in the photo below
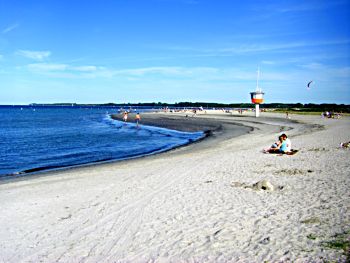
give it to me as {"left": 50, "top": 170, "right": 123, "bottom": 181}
{"left": 307, "top": 80, "right": 314, "bottom": 90}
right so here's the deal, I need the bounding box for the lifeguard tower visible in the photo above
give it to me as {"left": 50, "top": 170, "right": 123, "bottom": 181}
{"left": 250, "top": 68, "right": 265, "bottom": 117}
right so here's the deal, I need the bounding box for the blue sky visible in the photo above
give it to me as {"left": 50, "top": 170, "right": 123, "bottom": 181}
{"left": 0, "top": 0, "right": 349, "bottom": 104}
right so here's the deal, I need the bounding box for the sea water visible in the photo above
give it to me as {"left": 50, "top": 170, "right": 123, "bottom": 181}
{"left": 0, "top": 106, "right": 204, "bottom": 177}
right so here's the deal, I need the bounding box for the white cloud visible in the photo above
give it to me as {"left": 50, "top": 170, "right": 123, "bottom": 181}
{"left": 28, "top": 63, "right": 68, "bottom": 71}
{"left": 299, "top": 63, "right": 350, "bottom": 77}
{"left": 277, "top": 1, "right": 348, "bottom": 13}
{"left": 17, "top": 50, "right": 51, "bottom": 61}
{"left": 220, "top": 40, "right": 350, "bottom": 54}
{"left": 114, "top": 66, "right": 219, "bottom": 77}
{"left": 300, "top": 63, "right": 324, "bottom": 70}
{"left": 26, "top": 63, "right": 110, "bottom": 79}
{"left": 116, "top": 67, "right": 186, "bottom": 76}
{"left": 261, "top": 60, "right": 275, "bottom": 65}
{"left": 2, "top": 23, "right": 19, "bottom": 34}
{"left": 25, "top": 63, "right": 347, "bottom": 88}
{"left": 164, "top": 39, "right": 350, "bottom": 57}
{"left": 72, "top": 66, "right": 98, "bottom": 72}
{"left": 25, "top": 63, "right": 289, "bottom": 82}
{"left": 28, "top": 63, "right": 105, "bottom": 73}
{"left": 26, "top": 64, "right": 217, "bottom": 79}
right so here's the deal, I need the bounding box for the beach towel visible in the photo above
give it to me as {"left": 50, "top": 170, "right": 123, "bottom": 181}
{"left": 263, "top": 149, "right": 298, "bottom": 155}
{"left": 285, "top": 149, "right": 298, "bottom": 155}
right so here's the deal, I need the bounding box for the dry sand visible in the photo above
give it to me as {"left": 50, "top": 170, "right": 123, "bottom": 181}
{"left": 1, "top": 111, "right": 349, "bottom": 262}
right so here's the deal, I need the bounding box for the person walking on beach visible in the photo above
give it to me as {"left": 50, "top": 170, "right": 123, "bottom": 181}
{"left": 135, "top": 113, "right": 141, "bottom": 126}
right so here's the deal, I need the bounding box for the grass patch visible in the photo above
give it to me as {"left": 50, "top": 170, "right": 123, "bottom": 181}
{"left": 323, "top": 239, "right": 349, "bottom": 250}
{"left": 307, "top": 233, "right": 317, "bottom": 240}
{"left": 321, "top": 230, "right": 350, "bottom": 256}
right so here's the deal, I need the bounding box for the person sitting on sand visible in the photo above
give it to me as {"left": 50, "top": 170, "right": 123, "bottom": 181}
{"left": 275, "top": 134, "right": 292, "bottom": 154}
{"left": 264, "top": 134, "right": 292, "bottom": 154}
{"left": 272, "top": 135, "right": 283, "bottom": 149}
{"left": 281, "top": 133, "right": 291, "bottom": 152}
{"left": 264, "top": 135, "right": 283, "bottom": 153}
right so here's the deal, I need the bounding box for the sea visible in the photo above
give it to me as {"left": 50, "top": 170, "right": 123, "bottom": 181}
{"left": 0, "top": 106, "right": 204, "bottom": 178}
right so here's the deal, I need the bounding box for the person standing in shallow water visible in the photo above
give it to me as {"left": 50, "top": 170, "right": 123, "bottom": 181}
{"left": 123, "top": 111, "right": 128, "bottom": 122}
{"left": 135, "top": 113, "right": 141, "bottom": 126}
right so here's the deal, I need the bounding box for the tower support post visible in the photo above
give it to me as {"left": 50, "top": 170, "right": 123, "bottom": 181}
{"left": 255, "top": 104, "right": 260, "bottom": 117}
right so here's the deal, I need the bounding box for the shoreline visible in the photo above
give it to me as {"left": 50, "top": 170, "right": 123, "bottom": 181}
{"left": 1, "top": 112, "right": 349, "bottom": 262}
{"left": 0, "top": 111, "right": 314, "bottom": 183}
{"left": 111, "top": 112, "right": 256, "bottom": 150}
{"left": 1, "top": 112, "right": 252, "bottom": 181}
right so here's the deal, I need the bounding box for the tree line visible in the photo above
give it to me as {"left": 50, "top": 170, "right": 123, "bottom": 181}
{"left": 28, "top": 102, "right": 350, "bottom": 113}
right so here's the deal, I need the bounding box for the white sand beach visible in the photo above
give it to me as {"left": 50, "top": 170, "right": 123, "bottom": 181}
{"left": 1, "top": 112, "right": 349, "bottom": 262}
